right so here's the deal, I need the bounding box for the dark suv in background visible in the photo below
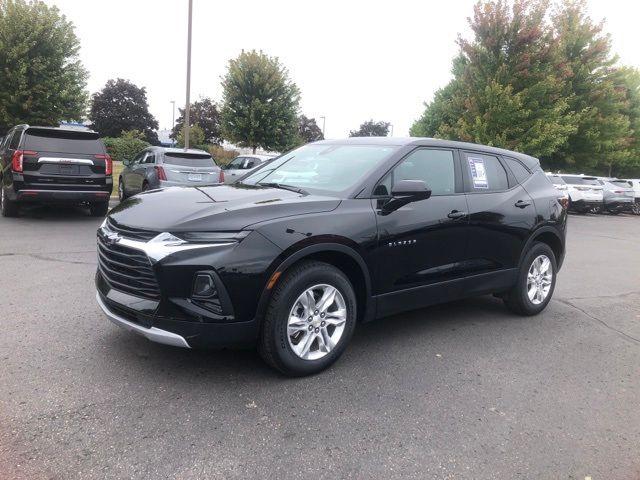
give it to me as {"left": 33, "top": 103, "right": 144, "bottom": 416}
{"left": 96, "top": 138, "right": 567, "bottom": 376}
{"left": 118, "top": 146, "right": 222, "bottom": 200}
{"left": 0, "top": 125, "right": 112, "bottom": 217}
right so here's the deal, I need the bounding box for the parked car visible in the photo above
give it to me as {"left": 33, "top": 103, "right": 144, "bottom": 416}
{"left": 559, "top": 174, "right": 604, "bottom": 213}
{"left": 118, "top": 147, "right": 222, "bottom": 200}
{"left": 96, "top": 137, "right": 567, "bottom": 376}
{"left": 598, "top": 178, "right": 635, "bottom": 214}
{"left": 620, "top": 179, "right": 640, "bottom": 215}
{"left": 0, "top": 125, "right": 112, "bottom": 217}
{"left": 221, "top": 154, "right": 273, "bottom": 184}
{"left": 546, "top": 174, "right": 570, "bottom": 203}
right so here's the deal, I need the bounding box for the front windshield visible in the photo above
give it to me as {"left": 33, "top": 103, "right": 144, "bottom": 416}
{"left": 240, "top": 144, "right": 399, "bottom": 194}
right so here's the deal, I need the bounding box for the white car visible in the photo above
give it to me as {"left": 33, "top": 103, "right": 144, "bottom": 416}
{"left": 620, "top": 179, "right": 640, "bottom": 215}
{"left": 221, "top": 154, "right": 274, "bottom": 184}
{"left": 546, "top": 173, "right": 570, "bottom": 202}
{"left": 557, "top": 174, "right": 604, "bottom": 213}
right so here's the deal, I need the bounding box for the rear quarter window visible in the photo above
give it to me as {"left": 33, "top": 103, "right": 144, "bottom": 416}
{"left": 504, "top": 157, "right": 531, "bottom": 183}
{"left": 163, "top": 152, "right": 217, "bottom": 167}
{"left": 23, "top": 129, "right": 104, "bottom": 154}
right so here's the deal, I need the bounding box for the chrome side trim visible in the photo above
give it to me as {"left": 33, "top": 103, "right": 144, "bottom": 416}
{"left": 98, "top": 225, "right": 233, "bottom": 263}
{"left": 38, "top": 157, "right": 94, "bottom": 165}
{"left": 96, "top": 292, "right": 190, "bottom": 348}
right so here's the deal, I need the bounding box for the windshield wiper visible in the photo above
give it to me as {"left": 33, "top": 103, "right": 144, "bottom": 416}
{"left": 258, "top": 182, "right": 308, "bottom": 195}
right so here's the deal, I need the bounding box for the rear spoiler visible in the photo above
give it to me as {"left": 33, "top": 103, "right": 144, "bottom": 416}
{"left": 26, "top": 127, "right": 100, "bottom": 140}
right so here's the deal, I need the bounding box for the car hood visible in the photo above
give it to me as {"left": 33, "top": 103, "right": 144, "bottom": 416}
{"left": 109, "top": 184, "right": 341, "bottom": 232}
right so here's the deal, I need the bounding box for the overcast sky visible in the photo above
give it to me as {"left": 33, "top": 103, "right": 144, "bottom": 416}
{"left": 43, "top": 0, "right": 640, "bottom": 140}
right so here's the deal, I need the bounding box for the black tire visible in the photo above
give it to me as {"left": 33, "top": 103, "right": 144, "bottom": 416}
{"left": 118, "top": 178, "right": 127, "bottom": 201}
{"left": 0, "top": 185, "right": 19, "bottom": 218}
{"left": 504, "top": 242, "right": 557, "bottom": 316}
{"left": 258, "top": 261, "right": 357, "bottom": 376}
{"left": 632, "top": 200, "right": 640, "bottom": 215}
{"left": 607, "top": 209, "right": 620, "bottom": 215}
{"left": 89, "top": 201, "right": 109, "bottom": 217}
{"left": 141, "top": 182, "right": 149, "bottom": 192}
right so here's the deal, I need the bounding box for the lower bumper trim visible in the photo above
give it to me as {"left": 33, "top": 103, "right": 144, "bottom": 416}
{"left": 96, "top": 292, "right": 191, "bottom": 348}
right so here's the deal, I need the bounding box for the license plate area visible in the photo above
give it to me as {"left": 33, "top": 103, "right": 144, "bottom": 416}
{"left": 58, "top": 164, "right": 79, "bottom": 175}
{"left": 188, "top": 173, "right": 202, "bottom": 182}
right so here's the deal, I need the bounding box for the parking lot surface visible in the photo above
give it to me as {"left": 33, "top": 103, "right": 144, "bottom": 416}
{"left": 1, "top": 207, "right": 639, "bottom": 479}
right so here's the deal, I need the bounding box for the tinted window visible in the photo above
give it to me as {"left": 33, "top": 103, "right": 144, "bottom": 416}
{"left": 227, "top": 157, "right": 245, "bottom": 169}
{"left": 505, "top": 157, "right": 531, "bottom": 183}
{"left": 376, "top": 149, "right": 455, "bottom": 196}
{"left": 9, "top": 130, "right": 21, "bottom": 149}
{"left": 144, "top": 153, "right": 155, "bottom": 164}
{"left": 164, "top": 152, "right": 216, "bottom": 167}
{"left": 611, "top": 180, "right": 631, "bottom": 188}
{"left": 547, "top": 175, "right": 566, "bottom": 185}
{"left": 23, "top": 128, "right": 103, "bottom": 154}
{"left": 241, "top": 144, "right": 399, "bottom": 194}
{"left": 464, "top": 153, "right": 509, "bottom": 191}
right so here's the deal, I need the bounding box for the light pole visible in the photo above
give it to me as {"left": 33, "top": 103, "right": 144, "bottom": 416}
{"left": 170, "top": 100, "right": 175, "bottom": 146}
{"left": 183, "top": 0, "right": 193, "bottom": 150}
{"left": 389, "top": 124, "right": 394, "bottom": 137}
{"left": 320, "top": 116, "right": 326, "bottom": 137}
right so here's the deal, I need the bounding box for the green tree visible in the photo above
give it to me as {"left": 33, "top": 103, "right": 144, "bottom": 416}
{"left": 0, "top": 0, "right": 88, "bottom": 133}
{"left": 171, "top": 97, "right": 222, "bottom": 144}
{"left": 220, "top": 50, "right": 300, "bottom": 153}
{"left": 349, "top": 119, "right": 391, "bottom": 137}
{"left": 298, "top": 115, "right": 324, "bottom": 143}
{"left": 89, "top": 78, "right": 159, "bottom": 144}
{"left": 175, "top": 124, "right": 205, "bottom": 148}
{"left": 103, "top": 130, "right": 150, "bottom": 163}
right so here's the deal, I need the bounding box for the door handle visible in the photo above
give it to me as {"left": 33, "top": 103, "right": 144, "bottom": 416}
{"left": 447, "top": 210, "right": 467, "bottom": 219}
{"left": 515, "top": 200, "right": 532, "bottom": 208}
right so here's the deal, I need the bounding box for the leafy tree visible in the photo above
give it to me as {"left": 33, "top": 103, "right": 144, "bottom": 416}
{"left": 298, "top": 115, "right": 324, "bottom": 143}
{"left": 0, "top": 0, "right": 88, "bottom": 133}
{"left": 349, "top": 120, "right": 391, "bottom": 137}
{"left": 103, "top": 131, "right": 150, "bottom": 163}
{"left": 220, "top": 50, "right": 300, "bottom": 153}
{"left": 171, "top": 97, "right": 222, "bottom": 144}
{"left": 89, "top": 78, "right": 159, "bottom": 144}
{"left": 175, "top": 125, "right": 205, "bottom": 148}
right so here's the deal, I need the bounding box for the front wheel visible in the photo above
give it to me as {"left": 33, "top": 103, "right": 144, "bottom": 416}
{"left": 259, "top": 261, "right": 357, "bottom": 376}
{"left": 504, "top": 243, "right": 557, "bottom": 316}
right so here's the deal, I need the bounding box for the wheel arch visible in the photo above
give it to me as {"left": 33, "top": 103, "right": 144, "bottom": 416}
{"left": 522, "top": 227, "right": 565, "bottom": 270}
{"left": 255, "top": 243, "right": 374, "bottom": 325}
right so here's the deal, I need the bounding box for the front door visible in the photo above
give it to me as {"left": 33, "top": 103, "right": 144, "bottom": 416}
{"left": 371, "top": 147, "right": 470, "bottom": 317}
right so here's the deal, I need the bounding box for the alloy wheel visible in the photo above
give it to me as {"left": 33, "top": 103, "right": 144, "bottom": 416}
{"left": 287, "top": 284, "right": 347, "bottom": 361}
{"left": 527, "top": 254, "right": 553, "bottom": 305}
{"left": 632, "top": 202, "right": 640, "bottom": 215}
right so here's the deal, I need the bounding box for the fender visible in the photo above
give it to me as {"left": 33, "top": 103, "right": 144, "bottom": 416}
{"left": 519, "top": 225, "right": 565, "bottom": 270}
{"left": 254, "top": 241, "right": 375, "bottom": 325}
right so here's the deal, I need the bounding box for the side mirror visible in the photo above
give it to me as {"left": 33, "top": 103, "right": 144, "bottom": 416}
{"left": 122, "top": 159, "right": 130, "bottom": 166}
{"left": 381, "top": 180, "right": 431, "bottom": 215}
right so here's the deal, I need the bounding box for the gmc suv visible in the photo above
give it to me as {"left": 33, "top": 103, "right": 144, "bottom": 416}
{"left": 0, "top": 125, "right": 112, "bottom": 217}
{"left": 95, "top": 138, "right": 567, "bottom": 376}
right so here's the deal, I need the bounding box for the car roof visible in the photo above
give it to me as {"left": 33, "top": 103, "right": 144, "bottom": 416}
{"left": 312, "top": 137, "right": 540, "bottom": 169}
{"left": 147, "top": 146, "right": 210, "bottom": 155}
{"left": 17, "top": 125, "right": 99, "bottom": 135}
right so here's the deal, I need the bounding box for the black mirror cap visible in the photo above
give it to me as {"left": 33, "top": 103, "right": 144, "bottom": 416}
{"left": 391, "top": 179, "right": 432, "bottom": 200}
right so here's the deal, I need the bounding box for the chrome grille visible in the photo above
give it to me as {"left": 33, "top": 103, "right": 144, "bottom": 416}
{"left": 97, "top": 232, "right": 160, "bottom": 299}
{"left": 107, "top": 217, "right": 159, "bottom": 242}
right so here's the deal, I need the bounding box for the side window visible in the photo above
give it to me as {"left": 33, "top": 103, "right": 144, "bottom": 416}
{"left": 228, "top": 157, "right": 245, "bottom": 169}
{"left": 9, "top": 130, "right": 21, "bottom": 150}
{"left": 375, "top": 148, "right": 456, "bottom": 196}
{"left": 504, "top": 157, "right": 531, "bottom": 184}
{"left": 144, "top": 153, "right": 155, "bottom": 164}
{"left": 245, "top": 159, "right": 257, "bottom": 169}
{"left": 463, "top": 152, "right": 509, "bottom": 192}
{"left": 132, "top": 152, "right": 145, "bottom": 165}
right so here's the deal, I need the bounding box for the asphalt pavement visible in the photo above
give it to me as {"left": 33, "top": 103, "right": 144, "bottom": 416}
{"left": 1, "top": 206, "right": 639, "bottom": 479}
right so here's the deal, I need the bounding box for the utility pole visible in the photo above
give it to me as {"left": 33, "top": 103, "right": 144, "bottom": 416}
{"left": 184, "top": 0, "right": 193, "bottom": 150}
{"left": 320, "top": 116, "right": 326, "bottom": 137}
{"left": 170, "top": 100, "right": 175, "bottom": 146}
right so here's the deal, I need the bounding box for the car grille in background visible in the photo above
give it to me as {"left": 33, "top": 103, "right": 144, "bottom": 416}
{"left": 107, "top": 217, "right": 159, "bottom": 241}
{"left": 97, "top": 232, "right": 160, "bottom": 299}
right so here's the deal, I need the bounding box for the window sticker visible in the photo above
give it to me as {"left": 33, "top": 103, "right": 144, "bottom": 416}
{"left": 468, "top": 157, "right": 488, "bottom": 189}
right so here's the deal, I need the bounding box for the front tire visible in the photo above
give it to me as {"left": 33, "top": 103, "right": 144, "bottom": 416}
{"left": 0, "top": 186, "right": 19, "bottom": 217}
{"left": 259, "top": 261, "right": 357, "bottom": 376}
{"left": 504, "top": 243, "right": 557, "bottom": 316}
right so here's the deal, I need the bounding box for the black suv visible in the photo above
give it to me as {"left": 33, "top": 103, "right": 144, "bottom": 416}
{"left": 95, "top": 138, "right": 567, "bottom": 376}
{"left": 0, "top": 125, "right": 112, "bottom": 217}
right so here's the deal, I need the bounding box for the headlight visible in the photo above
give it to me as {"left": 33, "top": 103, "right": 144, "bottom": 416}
{"left": 173, "top": 231, "right": 251, "bottom": 244}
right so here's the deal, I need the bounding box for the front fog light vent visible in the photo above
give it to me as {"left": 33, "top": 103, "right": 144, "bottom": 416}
{"left": 193, "top": 274, "right": 217, "bottom": 298}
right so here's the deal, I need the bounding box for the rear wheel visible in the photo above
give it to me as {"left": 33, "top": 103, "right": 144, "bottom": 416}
{"left": 259, "top": 261, "right": 357, "bottom": 376}
{"left": 141, "top": 181, "right": 149, "bottom": 192}
{"left": 632, "top": 200, "right": 640, "bottom": 215}
{"left": 0, "top": 186, "right": 19, "bottom": 218}
{"left": 504, "top": 243, "right": 556, "bottom": 316}
{"left": 89, "top": 201, "right": 109, "bottom": 217}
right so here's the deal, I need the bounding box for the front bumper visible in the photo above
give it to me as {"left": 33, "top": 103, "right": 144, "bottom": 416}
{"left": 96, "top": 292, "right": 190, "bottom": 348}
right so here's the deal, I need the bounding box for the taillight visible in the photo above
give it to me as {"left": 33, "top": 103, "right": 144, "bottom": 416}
{"left": 11, "top": 150, "right": 37, "bottom": 172}
{"left": 95, "top": 154, "right": 113, "bottom": 175}
{"left": 218, "top": 169, "right": 224, "bottom": 183}
{"left": 155, "top": 165, "right": 167, "bottom": 181}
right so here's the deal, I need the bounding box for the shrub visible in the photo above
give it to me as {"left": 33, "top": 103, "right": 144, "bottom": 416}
{"left": 209, "top": 145, "right": 239, "bottom": 166}
{"left": 103, "top": 133, "right": 149, "bottom": 163}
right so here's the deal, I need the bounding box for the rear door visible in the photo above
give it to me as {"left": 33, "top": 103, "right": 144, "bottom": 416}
{"left": 161, "top": 152, "right": 219, "bottom": 185}
{"left": 21, "top": 128, "right": 107, "bottom": 191}
{"left": 460, "top": 151, "right": 537, "bottom": 276}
